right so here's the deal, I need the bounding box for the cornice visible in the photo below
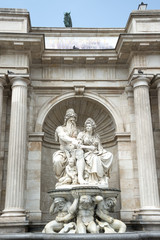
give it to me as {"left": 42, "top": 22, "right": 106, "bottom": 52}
{"left": 31, "top": 27, "right": 125, "bottom": 36}
{"left": 125, "top": 10, "right": 160, "bottom": 33}
{"left": 0, "top": 33, "right": 45, "bottom": 64}
{"left": 0, "top": 32, "right": 160, "bottom": 66}
{"left": 0, "top": 8, "right": 32, "bottom": 32}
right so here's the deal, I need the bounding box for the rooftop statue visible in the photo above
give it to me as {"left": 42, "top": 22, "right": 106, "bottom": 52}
{"left": 64, "top": 12, "right": 72, "bottom": 27}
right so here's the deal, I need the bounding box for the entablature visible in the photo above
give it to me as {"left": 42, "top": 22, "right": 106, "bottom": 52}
{"left": 116, "top": 33, "right": 160, "bottom": 65}
{"left": 0, "top": 33, "right": 44, "bottom": 65}
{"left": 40, "top": 33, "right": 160, "bottom": 66}
{"left": 0, "top": 32, "right": 160, "bottom": 68}
{"left": 41, "top": 49, "right": 118, "bottom": 65}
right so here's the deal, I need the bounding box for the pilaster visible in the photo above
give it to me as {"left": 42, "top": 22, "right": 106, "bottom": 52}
{"left": 26, "top": 132, "right": 44, "bottom": 221}
{"left": 153, "top": 74, "right": 160, "bottom": 129}
{"left": 116, "top": 133, "right": 136, "bottom": 221}
{"left": 0, "top": 75, "right": 6, "bottom": 137}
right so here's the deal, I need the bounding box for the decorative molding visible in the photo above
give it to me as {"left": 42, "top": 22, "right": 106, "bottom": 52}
{"left": 116, "top": 132, "right": 131, "bottom": 142}
{"left": 129, "top": 74, "right": 154, "bottom": 88}
{"left": 29, "top": 132, "right": 44, "bottom": 142}
{"left": 74, "top": 86, "right": 85, "bottom": 95}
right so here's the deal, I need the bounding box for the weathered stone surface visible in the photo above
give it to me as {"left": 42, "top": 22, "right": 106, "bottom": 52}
{"left": 0, "top": 7, "right": 160, "bottom": 233}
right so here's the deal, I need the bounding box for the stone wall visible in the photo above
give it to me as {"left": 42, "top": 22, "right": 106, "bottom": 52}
{"left": 0, "top": 8, "right": 160, "bottom": 232}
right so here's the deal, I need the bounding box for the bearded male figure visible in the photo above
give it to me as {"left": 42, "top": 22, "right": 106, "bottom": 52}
{"left": 53, "top": 108, "right": 86, "bottom": 184}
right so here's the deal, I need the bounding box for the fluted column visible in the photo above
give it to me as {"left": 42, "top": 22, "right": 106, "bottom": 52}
{"left": 154, "top": 75, "right": 160, "bottom": 128}
{"left": 0, "top": 75, "right": 5, "bottom": 137}
{"left": 131, "top": 75, "right": 160, "bottom": 221}
{"left": 0, "top": 75, "right": 6, "bottom": 207}
{"left": 158, "top": 82, "right": 160, "bottom": 128}
{"left": 2, "top": 75, "right": 30, "bottom": 217}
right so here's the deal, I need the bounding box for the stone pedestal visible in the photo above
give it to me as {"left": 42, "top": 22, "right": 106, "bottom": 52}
{"left": 0, "top": 216, "right": 28, "bottom": 233}
{"left": 43, "top": 186, "right": 122, "bottom": 234}
{"left": 131, "top": 75, "right": 160, "bottom": 223}
{"left": 1, "top": 75, "right": 29, "bottom": 220}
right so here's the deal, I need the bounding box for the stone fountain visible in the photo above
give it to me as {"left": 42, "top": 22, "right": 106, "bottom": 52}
{"left": 42, "top": 109, "right": 126, "bottom": 234}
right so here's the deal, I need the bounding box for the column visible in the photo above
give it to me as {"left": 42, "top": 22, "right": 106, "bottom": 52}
{"left": 131, "top": 74, "right": 160, "bottom": 221}
{"left": 154, "top": 75, "right": 160, "bottom": 128}
{"left": 2, "top": 75, "right": 30, "bottom": 217}
{"left": 0, "top": 75, "right": 5, "bottom": 136}
{"left": 0, "top": 75, "right": 6, "bottom": 208}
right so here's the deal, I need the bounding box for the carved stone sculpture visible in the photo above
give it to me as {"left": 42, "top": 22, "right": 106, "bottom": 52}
{"left": 43, "top": 191, "right": 125, "bottom": 234}
{"left": 43, "top": 109, "right": 126, "bottom": 234}
{"left": 53, "top": 108, "right": 86, "bottom": 185}
{"left": 76, "top": 195, "right": 103, "bottom": 234}
{"left": 77, "top": 118, "right": 113, "bottom": 186}
{"left": 42, "top": 196, "right": 78, "bottom": 233}
{"left": 56, "top": 157, "right": 78, "bottom": 187}
{"left": 53, "top": 110, "right": 113, "bottom": 187}
{"left": 96, "top": 197, "right": 127, "bottom": 233}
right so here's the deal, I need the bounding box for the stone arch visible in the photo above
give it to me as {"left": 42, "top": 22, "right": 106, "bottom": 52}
{"left": 35, "top": 91, "right": 124, "bottom": 134}
{"left": 38, "top": 92, "right": 124, "bottom": 220}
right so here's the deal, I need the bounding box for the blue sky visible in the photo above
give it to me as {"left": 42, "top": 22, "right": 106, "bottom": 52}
{"left": 0, "top": 0, "right": 160, "bottom": 28}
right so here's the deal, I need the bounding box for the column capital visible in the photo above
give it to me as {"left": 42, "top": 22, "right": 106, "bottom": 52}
{"left": 125, "top": 85, "right": 133, "bottom": 98}
{"left": 130, "top": 74, "right": 154, "bottom": 89}
{"left": 152, "top": 74, "right": 160, "bottom": 88}
{"left": 0, "top": 74, "right": 7, "bottom": 88}
{"left": 9, "top": 74, "right": 30, "bottom": 88}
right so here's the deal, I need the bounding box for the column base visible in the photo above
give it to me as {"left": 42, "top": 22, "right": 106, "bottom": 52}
{"left": 0, "top": 208, "right": 28, "bottom": 233}
{"left": 0, "top": 216, "right": 29, "bottom": 233}
{"left": 27, "top": 210, "right": 42, "bottom": 221}
{"left": 120, "top": 209, "right": 135, "bottom": 221}
{"left": 132, "top": 207, "right": 160, "bottom": 231}
{"left": 130, "top": 220, "right": 160, "bottom": 231}
{"left": 1, "top": 208, "right": 26, "bottom": 217}
{"left": 138, "top": 207, "right": 160, "bottom": 221}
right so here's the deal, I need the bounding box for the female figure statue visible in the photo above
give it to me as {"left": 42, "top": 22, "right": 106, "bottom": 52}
{"left": 78, "top": 118, "right": 113, "bottom": 185}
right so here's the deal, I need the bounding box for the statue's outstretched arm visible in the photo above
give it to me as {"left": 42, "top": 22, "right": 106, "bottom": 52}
{"left": 69, "top": 196, "right": 79, "bottom": 215}
{"left": 56, "top": 127, "right": 77, "bottom": 144}
{"left": 49, "top": 202, "right": 56, "bottom": 214}
{"left": 56, "top": 212, "right": 73, "bottom": 223}
{"left": 56, "top": 198, "right": 79, "bottom": 223}
{"left": 96, "top": 209, "right": 114, "bottom": 224}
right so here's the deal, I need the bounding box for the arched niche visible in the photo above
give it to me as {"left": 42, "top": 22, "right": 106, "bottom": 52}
{"left": 35, "top": 92, "right": 124, "bottom": 134}
{"left": 43, "top": 97, "right": 116, "bottom": 149}
{"left": 39, "top": 93, "right": 123, "bottom": 221}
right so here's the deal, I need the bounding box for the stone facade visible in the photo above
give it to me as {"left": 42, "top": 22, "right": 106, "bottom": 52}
{"left": 0, "top": 8, "right": 159, "bottom": 232}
